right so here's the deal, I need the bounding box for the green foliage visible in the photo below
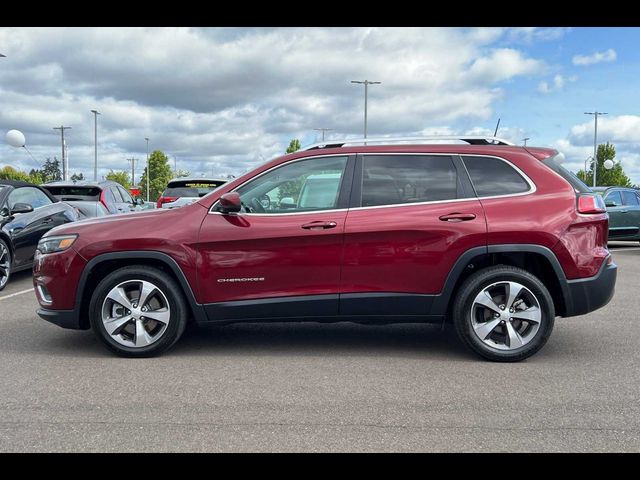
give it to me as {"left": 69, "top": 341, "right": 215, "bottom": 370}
{"left": 138, "top": 150, "right": 174, "bottom": 201}
{"left": 42, "top": 157, "right": 62, "bottom": 182}
{"left": 105, "top": 170, "right": 131, "bottom": 189}
{"left": 286, "top": 139, "right": 301, "bottom": 154}
{"left": 0, "top": 165, "right": 44, "bottom": 184}
{"left": 576, "top": 142, "right": 632, "bottom": 187}
{"left": 70, "top": 172, "right": 85, "bottom": 182}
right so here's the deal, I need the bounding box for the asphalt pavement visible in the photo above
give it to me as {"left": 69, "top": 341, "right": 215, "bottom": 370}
{"left": 0, "top": 242, "right": 639, "bottom": 452}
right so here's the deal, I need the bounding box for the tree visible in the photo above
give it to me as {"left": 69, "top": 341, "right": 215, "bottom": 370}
{"left": 70, "top": 172, "right": 85, "bottom": 182}
{"left": 0, "top": 165, "right": 31, "bottom": 182}
{"left": 105, "top": 170, "right": 131, "bottom": 189}
{"left": 42, "top": 157, "right": 62, "bottom": 183}
{"left": 576, "top": 142, "right": 632, "bottom": 187}
{"left": 138, "top": 150, "right": 173, "bottom": 201}
{"left": 286, "top": 139, "right": 301, "bottom": 154}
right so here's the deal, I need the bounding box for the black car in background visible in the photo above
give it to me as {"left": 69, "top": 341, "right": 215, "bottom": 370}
{"left": 0, "top": 180, "right": 80, "bottom": 290}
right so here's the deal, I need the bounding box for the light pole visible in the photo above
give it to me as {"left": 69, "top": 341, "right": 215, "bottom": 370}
{"left": 351, "top": 80, "right": 381, "bottom": 140}
{"left": 584, "top": 111, "right": 608, "bottom": 187}
{"left": 53, "top": 126, "right": 71, "bottom": 181}
{"left": 522, "top": 137, "right": 530, "bottom": 146}
{"left": 127, "top": 158, "right": 137, "bottom": 186}
{"left": 314, "top": 128, "right": 333, "bottom": 142}
{"left": 91, "top": 110, "right": 101, "bottom": 181}
{"left": 145, "top": 137, "right": 150, "bottom": 201}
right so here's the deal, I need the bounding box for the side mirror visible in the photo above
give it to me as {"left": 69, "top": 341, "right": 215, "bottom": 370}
{"left": 279, "top": 197, "right": 296, "bottom": 209}
{"left": 605, "top": 200, "right": 617, "bottom": 207}
{"left": 135, "top": 197, "right": 144, "bottom": 206}
{"left": 11, "top": 203, "right": 34, "bottom": 214}
{"left": 217, "top": 192, "right": 241, "bottom": 214}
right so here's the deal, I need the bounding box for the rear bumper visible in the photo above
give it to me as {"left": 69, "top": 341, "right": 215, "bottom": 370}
{"left": 563, "top": 258, "right": 617, "bottom": 317}
{"left": 37, "top": 308, "right": 85, "bottom": 330}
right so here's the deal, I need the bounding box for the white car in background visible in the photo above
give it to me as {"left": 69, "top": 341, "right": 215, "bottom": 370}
{"left": 157, "top": 178, "right": 227, "bottom": 209}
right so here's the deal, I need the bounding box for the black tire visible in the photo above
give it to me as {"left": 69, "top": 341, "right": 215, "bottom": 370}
{"left": 89, "top": 266, "right": 188, "bottom": 357}
{"left": 452, "top": 265, "right": 555, "bottom": 362}
{"left": 0, "top": 239, "right": 11, "bottom": 292}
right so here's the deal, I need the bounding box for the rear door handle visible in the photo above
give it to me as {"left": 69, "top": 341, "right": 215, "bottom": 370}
{"left": 620, "top": 210, "right": 628, "bottom": 213}
{"left": 301, "top": 221, "right": 337, "bottom": 230}
{"left": 439, "top": 213, "right": 476, "bottom": 222}
{"left": 41, "top": 218, "right": 53, "bottom": 225}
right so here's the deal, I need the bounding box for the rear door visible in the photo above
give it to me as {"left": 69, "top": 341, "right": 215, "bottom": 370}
{"left": 340, "top": 153, "right": 486, "bottom": 316}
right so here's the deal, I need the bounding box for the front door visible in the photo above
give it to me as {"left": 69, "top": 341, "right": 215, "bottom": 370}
{"left": 197, "top": 155, "right": 353, "bottom": 321}
{"left": 340, "top": 154, "right": 487, "bottom": 316}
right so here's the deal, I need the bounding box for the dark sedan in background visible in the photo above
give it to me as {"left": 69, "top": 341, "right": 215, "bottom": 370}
{"left": 0, "top": 180, "right": 80, "bottom": 290}
{"left": 593, "top": 186, "right": 640, "bottom": 243}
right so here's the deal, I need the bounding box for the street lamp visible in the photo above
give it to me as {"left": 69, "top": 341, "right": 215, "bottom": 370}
{"left": 351, "top": 80, "right": 381, "bottom": 140}
{"left": 314, "top": 128, "right": 333, "bottom": 142}
{"left": 91, "top": 110, "right": 101, "bottom": 181}
{"left": 584, "top": 111, "right": 608, "bottom": 187}
{"left": 145, "top": 137, "right": 150, "bottom": 202}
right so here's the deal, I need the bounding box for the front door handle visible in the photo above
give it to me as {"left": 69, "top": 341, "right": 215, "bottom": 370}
{"left": 439, "top": 213, "right": 477, "bottom": 222}
{"left": 301, "top": 221, "right": 337, "bottom": 230}
{"left": 41, "top": 218, "right": 53, "bottom": 225}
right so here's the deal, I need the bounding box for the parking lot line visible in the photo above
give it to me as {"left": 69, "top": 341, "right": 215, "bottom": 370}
{"left": 0, "top": 288, "right": 34, "bottom": 301}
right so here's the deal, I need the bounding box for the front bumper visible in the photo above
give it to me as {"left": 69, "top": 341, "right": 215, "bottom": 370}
{"left": 37, "top": 308, "right": 85, "bottom": 329}
{"left": 563, "top": 258, "right": 617, "bottom": 317}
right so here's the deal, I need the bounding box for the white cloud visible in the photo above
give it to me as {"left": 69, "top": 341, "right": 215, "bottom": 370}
{"left": 537, "top": 74, "right": 577, "bottom": 94}
{"left": 572, "top": 49, "right": 617, "bottom": 66}
{"left": 507, "top": 27, "right": 572, "bottom": 43}
{"left": 0, "top": 27, "right": 548, "bottom": 179}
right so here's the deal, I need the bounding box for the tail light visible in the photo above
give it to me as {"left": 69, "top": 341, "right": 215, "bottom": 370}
{"left": 156, "top": 196, "right": 177, "bottom": 208}
{"left": 577, "top": 194, "right": 606, "bottom": 214}
{"left": 99, "top": 190, "right": 110, "bottom": 211}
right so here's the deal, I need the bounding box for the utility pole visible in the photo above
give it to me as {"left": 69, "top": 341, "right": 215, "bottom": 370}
{"left": 351, "top": 80, "right": 381, "bottom": 140}
{"left": 314, "top": 128, "right": 333, "bottom": 142}
{"left": 91, "top": 110, "right": 101, "bottom": 181}
{"left": 522, "top": 137, "right": 530, "bottom": 146}
{"left": 127, "top": 158, "right": 137, "bottom": 186}
{"left": 584, "top": 111, "right": 608, "bottom": 187}
{"left": 53, "top": 126, "right": 71, "bottom": 181}
{"left": 145, "top": 137, "right": 150, "bottom": 201}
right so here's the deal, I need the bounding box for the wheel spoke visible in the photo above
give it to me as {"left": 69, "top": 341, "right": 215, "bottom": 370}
{"left": 505, "top": 321, "right": 524, "bottom": 348}
{"left": 143, "top": 309, "right": 170, "bottom": 325}
{"left": 135, "top": 319, "right": 154, "bottom": 347}
{"left": 474, "top": 291, "right": 502, "bottom": 314}
{"left": 0, "top": 265, "right": 7, "bottom": 276}
{"left": 106, "top": 286, "right": 133, "bottom": 310}
{"left": 104, "top": 315, "right": 132, "bottom": 336}
{"left": 137, "top": 281, "right": 157, "bottom": 310}
{"left": 472, "top": 317, "right": 502, "bottom": 340}
{"left": 505, "top": 282, "right": 524, "bottom": 309}
{"left": 512, "top": 306, "right": 541, "bottom": 324}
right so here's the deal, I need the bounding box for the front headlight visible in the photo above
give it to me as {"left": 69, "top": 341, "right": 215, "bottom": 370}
{"left": 37, "top": 235, "right": 78, "bottom": 254}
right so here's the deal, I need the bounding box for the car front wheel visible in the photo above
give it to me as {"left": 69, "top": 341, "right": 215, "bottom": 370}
{"left": 0, "top": 239, "right": 11, "bottom": 291}
{"left": 89, "top": 266, "right": 188, "bottom": 357}
{"left": 452, "top": 265, "right": 555, "bottom": 362}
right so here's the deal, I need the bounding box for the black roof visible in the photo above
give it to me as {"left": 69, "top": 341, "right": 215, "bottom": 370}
{"left": 0, "top": 179, "right": 59, "bottom": 203}
{"left": 0, "top": 179, "right": 36, "bottom": 188}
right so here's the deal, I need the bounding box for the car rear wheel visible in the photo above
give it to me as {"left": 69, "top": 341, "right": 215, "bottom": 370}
{"left": 0, "top": 239, "right": 11, "bottom": 291}
{"left": 452, "top": 265, "right": 555, "bottom": 362}
{"left": 89, "top": 266, "right": 188, "bottom": 357}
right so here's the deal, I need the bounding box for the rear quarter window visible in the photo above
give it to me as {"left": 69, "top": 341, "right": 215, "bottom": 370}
{"left": 462, "top": 156, "right": 531, "bottom": 197}
{"left": 541, "top": 154, "right": 591, "bottom": 194}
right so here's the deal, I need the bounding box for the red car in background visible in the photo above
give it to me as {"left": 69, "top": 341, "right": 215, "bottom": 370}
{"left": 32, "top": 137, "right": 616, "bottom": 361}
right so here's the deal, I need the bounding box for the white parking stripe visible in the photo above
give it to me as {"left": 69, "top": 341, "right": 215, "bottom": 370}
{"left": 0, "top": 288, "right": 34, "bottom": 301}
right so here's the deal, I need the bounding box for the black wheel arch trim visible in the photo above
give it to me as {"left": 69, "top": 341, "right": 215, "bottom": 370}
{"left": 75, "top": 251, "right": 207, "bottom": 325}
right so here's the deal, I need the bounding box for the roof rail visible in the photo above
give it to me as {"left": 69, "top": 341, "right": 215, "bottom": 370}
{"left": 300, "top": 135, "right": 515, "bottom": 151}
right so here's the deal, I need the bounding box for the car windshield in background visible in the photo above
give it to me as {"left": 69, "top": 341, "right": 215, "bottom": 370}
{"left": 166, "top": 181, "right": 225, "bottom": 197}
{"left": 542, "top": 154, "right": 591, "bottom": 193}
{"left": 44, "top": 186, "right": 102, "bottom": 199}
{"left": 163, "top": 187, "right": 200, "bottom": 197}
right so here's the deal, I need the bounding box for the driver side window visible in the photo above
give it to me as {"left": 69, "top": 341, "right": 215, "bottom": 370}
{"left": 236, "top": 156, "right": 348, "bottom": 214}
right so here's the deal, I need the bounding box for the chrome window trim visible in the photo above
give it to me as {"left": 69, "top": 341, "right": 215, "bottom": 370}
{"left": 208, "top": 152, "right": 537, "bottom": 217}
{"left": 208, "top": 153, "right": 351, "bottom": 215}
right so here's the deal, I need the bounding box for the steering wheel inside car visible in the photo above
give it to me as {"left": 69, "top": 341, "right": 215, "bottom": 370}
{"left": 250, "top": 197, "right": 265, "bottom": 213}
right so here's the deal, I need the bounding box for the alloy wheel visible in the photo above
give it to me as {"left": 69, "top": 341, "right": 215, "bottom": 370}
{"left": 0, "top": 243, "right": 10, "bottom": 289}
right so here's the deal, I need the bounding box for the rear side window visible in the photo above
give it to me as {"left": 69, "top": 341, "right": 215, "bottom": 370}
{"left": 542, "top": 154, "right": 591, "bottom": 194}
{"left": 462, "top": 156, "right": 531, "bottom": 197}
{"left": 360, "top": 155, "right": 458, "bottom": 207}
{"left": 622, "top": 190, "right": 639, "bottom": 206}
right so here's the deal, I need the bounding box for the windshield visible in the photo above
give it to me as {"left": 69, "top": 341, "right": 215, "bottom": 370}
{"left": 542, "top": 154, "right": 591, "bottom": 193}
{"left": 43, "top": 186, "right": 102, "bottom": 200}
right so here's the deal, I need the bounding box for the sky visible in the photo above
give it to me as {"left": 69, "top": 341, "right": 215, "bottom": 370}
{"left": 2, "top": 27, "right": 640, "bottom": 184}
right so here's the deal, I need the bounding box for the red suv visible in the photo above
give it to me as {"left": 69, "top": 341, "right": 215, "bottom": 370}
{"left": 33, "top": 137, "right": 617, "bottom": 361}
